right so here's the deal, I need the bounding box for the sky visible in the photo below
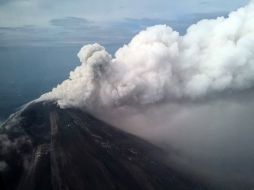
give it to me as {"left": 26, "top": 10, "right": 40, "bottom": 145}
{"left": 0, "top": 0, "right": 250, "bottom": 47}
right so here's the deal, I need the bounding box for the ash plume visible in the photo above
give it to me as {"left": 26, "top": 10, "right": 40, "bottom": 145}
{"left": 39, "top": 1, "right": 254, "bottom": 110}
{"left": 36, "top": 2, "right": 254, "bottom": 189}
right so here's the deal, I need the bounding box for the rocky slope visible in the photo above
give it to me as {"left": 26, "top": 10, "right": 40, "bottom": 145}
{"left": 0, "top": 101, "right": 206, "bottom": 190}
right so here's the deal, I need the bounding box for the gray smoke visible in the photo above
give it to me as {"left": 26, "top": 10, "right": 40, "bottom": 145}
{"left": 38, "top": 1, "right": 254, "bottom": 189}
{"left": 39, "top": 1, "right": 254, "bottom": 110}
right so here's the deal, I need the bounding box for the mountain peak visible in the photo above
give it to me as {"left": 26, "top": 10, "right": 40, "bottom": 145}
{"left": 0, "top": 102, "right": 206, "bottom": 190}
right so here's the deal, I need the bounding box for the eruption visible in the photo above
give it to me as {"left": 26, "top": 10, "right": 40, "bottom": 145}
{"left": 40, "top": 1, "right": 254, "bottom": 110}
{"left": 2, "top": 2, "right": 254, "bottom": 189}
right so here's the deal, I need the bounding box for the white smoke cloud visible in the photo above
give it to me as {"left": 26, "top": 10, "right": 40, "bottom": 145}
{"left": 36, "top": 3, "right": 254, "bottom": 188}
{"left": 39, "top": 1, "right": 254, "bottom": 110}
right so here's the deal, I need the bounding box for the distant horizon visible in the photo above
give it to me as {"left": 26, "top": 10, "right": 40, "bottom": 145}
{"left": 0, "top": 0, "right": 249, "bottom": 47}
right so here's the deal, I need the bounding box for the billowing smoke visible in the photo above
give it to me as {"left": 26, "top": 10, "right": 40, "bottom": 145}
{"left": 40, "top": 1, "right": 254, "bottom": 110}
{"left": 38, "top": 2, "right": 254, "bottom": 189}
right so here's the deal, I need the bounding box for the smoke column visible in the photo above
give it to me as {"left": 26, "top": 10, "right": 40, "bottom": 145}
{"left": 40, "top": 1, "right": 254, "bottom": 110}
{"left": 37, "top": 2, "right": 254, "bottom": 189}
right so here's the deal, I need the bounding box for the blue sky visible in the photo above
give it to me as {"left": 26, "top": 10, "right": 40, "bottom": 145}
{"left": 0, "top": 0, "right": 250, "bottom": 47}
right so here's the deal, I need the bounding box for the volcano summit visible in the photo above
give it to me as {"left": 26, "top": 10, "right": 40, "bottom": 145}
{"left": 0, "top": 101, "right": 206, "bottom": 190}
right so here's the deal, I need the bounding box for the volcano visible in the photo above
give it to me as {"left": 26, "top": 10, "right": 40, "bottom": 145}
{"left": 0, "top": 101, "right": 206, "bottom": 190}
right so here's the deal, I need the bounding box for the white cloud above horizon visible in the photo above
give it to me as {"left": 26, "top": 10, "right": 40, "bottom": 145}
{"left": 0, "top": 0, "right": 250, "bottom": 26}
{"left": 0, "top": 0, "right": 250, "bottom": 47}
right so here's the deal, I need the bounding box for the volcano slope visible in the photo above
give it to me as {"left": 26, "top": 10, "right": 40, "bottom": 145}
{"left": 0, "top": 101, "right": 206, "bottom": 190}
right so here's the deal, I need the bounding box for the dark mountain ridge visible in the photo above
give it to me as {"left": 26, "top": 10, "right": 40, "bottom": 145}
{"left": 0, "top": 101, "right": 207, "bottom": 190}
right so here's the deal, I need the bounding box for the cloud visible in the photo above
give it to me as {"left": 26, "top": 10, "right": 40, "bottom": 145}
{"left": 0, "top": 17, "right": 133, "bottom": 47}
{"left": 50, "top": 17, "right": 95, "bottom": 30}
{"left": 182, "top": 11, "right": 228, "bottom": 22}
{"left": 0, "top": 22, "right": 106, "bottom": 47}
{"left": 0, "top": 10, "right": 232, "bottom": 47}
{"left": 0, "top": 25, "right": 61, "bottom": 47}
{"left": 39, "top": 2, "right": 254, "bottom": 110}
{"left": 121, "top": 18, "right": 172, "bottom": 27}
{"left": 106, "top": 96, "right": 254, "bottom": 189}
{"left": 36, "top": 9, "right": 254, "bottom": 187}
{"left": 0, "top": 0, "right": 249, "bottom": 28}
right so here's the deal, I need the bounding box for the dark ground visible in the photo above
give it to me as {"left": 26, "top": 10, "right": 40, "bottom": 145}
{"left": 0, "top": 101, "right": 207, "bottom": 190}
